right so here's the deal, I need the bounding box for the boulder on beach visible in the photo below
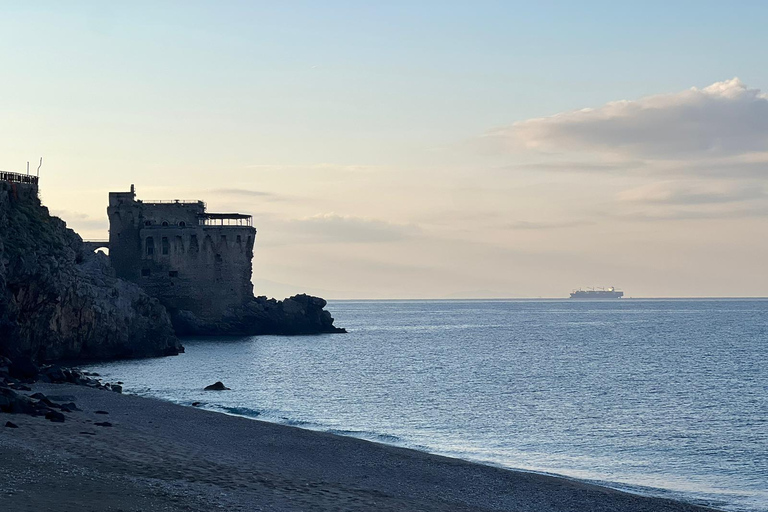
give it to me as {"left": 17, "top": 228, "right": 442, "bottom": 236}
{"left": 204, "top": 381, "right": 230, "bottom": 391}
{"left": 45, "top": 410, "right": 65, "bottom": 423}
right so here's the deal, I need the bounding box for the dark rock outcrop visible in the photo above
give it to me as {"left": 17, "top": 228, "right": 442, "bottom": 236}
{"left": 0, "top": 386, "right": 71, "bottom": 419}
{"left": 172, "top": 294, "right": 347, "bottom": 336}
{"left": 0, "top": 181, "right": 183, "bottom": 362}
{"left": 204, "top": 381, "right": 230, "bottom": 391}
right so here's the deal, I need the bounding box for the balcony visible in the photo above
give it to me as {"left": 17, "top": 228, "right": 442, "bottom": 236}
{"left": 198, "top": 213, "right": 253, "bottom": 227}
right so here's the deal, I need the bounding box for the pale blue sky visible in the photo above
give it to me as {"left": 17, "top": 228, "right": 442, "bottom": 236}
{"left": 3, "top": 2, "right": 768, "bottom": 297}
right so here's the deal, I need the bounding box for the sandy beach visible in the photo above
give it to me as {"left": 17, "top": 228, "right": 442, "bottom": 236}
{"left": 0, "top": 382, "right": 724, "bottom": 512}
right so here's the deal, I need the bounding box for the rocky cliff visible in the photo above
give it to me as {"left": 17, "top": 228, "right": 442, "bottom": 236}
{"left": 171, "top": 294, "right": 346, "bottom": 336}
{"left": 0, "top": 181, "right": 182, "bottom": 361}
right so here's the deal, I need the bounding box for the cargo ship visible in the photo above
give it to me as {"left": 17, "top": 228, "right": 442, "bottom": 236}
{"left": 569, "top": 287, "right": 623, "bottom": 299}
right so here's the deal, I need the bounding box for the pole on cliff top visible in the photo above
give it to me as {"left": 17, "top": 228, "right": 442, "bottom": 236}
{"left": 37, "top": 157, "right": 42, "bottom": 177}
{"left": 26, "top": 161, "right": 29, "bottom": 175}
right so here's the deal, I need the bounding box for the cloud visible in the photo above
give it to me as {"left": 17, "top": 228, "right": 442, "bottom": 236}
{"left": 243, "top": 163, "right": 380, "bottom": 173}
{"left": 505, "top": 220, "right": 594, "bottom": 230}
{"left": 50, "top": 210, "right": 107, "bottom": 231}
{"left": 287, "top": 213, "right": 420, "bottom": 243}
{"left": 210, "top": 188, "right": 287, "bottom": 201}
{"left": 617, "top": 181, "right": 765, "bottom": 205}
{"left": 613, "top": 206, "right": 768, "bottom": 222}
{"left": 486, "top": 78, "right": 768, "bottom": 159}
{"left": 505, "top": 161, "right": 647, "bottom": 173}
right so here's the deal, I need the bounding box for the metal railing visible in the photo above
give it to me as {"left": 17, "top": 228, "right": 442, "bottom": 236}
{"left": 199, "top": 216, "right": 253, "bottom": 227}
{"left": 139, "top": 199, "right": 205, "bottom": 207}
{"left": 0, "top": 171, "right": 39, "bottom": 185}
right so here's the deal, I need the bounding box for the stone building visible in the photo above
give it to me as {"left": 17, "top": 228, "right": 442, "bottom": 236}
{"left": 107, "top": 185, "right": 256, "bottom": 322}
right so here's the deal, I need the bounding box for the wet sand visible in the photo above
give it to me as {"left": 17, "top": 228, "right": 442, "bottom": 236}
{"left": 0, "top": 383, "right": 723, "bottom": 512}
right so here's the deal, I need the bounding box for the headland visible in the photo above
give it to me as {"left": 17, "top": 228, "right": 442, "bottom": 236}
{"left": 0, "top": 175, "right": 344, "bottom": 363}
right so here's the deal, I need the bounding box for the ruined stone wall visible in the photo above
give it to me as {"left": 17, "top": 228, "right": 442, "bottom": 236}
{"left": 135, "top": 225, "right": 255, "bottom": 321}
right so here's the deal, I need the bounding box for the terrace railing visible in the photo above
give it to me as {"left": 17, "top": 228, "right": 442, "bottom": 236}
{"left": 198, "top": 213, "right": 253, "bottom": 227}
{"left": 0, "top": 171, "right": 39, "bottom": 185}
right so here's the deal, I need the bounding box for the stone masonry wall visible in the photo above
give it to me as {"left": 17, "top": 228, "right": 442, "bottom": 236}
{"left": 108, "top": 191, "right": 257, "bottom": 322}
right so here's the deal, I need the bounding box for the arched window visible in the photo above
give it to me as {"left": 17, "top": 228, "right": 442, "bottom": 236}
{"left": 179, "top": 221, "right": 186, "bottom": 227}
{"left": 144, "top": 220, "right": 151, "bottom": 226}
{"left": 161, "top": 221, "right": 169, "bottom": 227}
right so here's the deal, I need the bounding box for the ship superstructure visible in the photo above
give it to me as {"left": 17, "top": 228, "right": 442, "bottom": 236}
{"left": 569, "top": 287, "right": 624, "bottom": 299}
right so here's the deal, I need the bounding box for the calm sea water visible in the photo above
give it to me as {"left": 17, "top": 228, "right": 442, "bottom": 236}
{"left": 84, "top": 299, "right": 768, "bottom": 511}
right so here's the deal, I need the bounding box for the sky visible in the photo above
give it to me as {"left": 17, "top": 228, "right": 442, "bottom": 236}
{"left": 3, "top": 1, "right": 768, "bottom": 299}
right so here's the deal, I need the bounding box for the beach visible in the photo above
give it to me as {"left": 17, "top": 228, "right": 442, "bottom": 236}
{"left": 0, "top": 382, "right": 722, "bottom": 512}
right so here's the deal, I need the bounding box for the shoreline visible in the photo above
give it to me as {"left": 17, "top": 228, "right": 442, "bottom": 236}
{"left": 1, "top": 382, "right": 725, "bottom": 512}
{"left": 198, "top": 402, "right": 716, "bottom": 507}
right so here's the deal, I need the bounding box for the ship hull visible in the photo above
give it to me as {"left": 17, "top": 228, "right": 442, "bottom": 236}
{"left": 569, "top": 291, "right": 623, "bottom": 299}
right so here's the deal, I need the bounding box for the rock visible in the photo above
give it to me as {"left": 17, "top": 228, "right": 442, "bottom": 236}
{"left": 5, "top": 421, "right": 18, "bottom": 428}
{"left": 204, "top": 381, "right": 230, "bottom": 391}
{"left": 0, "top": 181, "right": 184, "bottom": 362}
{"left": 8, "top": 357, "right": 39, "bottom": 380}
{"left": 172, "top": 294, "right": 347, "bottom": 336}
{"left": 45, "top": 410, "right": 65, "bottom": 422}
{"left": 94, "top": 421, "right": 112, "bottom": 427}
{"left": 0, "top": 388, "right": 40, "bottom": 414}
{"left": 111, "top": 384, "right": 123, "bottom": 393}
{"left": 39, "top": 365, "right": 67, "bottom": 383}
{"left": 95, "top": 410, "right": 109, "bottom": 415}
{"left": 191, "top": 402, "right": 202, "bottom": 407}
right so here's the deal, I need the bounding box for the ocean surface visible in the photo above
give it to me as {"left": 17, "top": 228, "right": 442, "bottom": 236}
{"left": 84, "top": 299, "right": 768, "bottom": 512}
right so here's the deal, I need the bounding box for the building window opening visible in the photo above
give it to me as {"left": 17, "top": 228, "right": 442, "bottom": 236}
{"left": 141, "top": 268, "right": 151, "bottom": 277}
{"left": 236, "top": 235, "right": 241, "bottom": 243}
{"left": 168, "top": 270, "right": 178, "bottom": 277}
{"left": 162, "top": 237, "right": 169, "bottom": 255}
{"left": 146, "top": 237, "right": 154, "bottom": 256}
{"left": 220, "top": 235, "right": 227, "bottom": 243}
{"left": 162, "top": 221, "right": 169, "bottom": 227}
{"left": 144, "top": 220, "right": 151, "bottom": 226}
{"left": 179, "top": 221, "right": 186, "bottom": 227}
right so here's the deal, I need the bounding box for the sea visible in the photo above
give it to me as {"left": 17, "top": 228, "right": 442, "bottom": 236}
{"left": 83, "top": 299, "right": 768, "bottom": 512}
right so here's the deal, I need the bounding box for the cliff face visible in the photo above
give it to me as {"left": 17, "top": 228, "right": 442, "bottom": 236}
{"left": 0, "top": 181, "right": 182, "bottom": 361}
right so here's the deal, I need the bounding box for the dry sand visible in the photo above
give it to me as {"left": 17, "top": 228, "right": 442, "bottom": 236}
{"left": 0, "top": 382, "right": 723, "bottom": 512}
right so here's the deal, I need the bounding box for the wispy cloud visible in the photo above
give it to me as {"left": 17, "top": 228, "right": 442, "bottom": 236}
{"left": 505, "top": 220, "right": 594, "bottom": 230}
{"left": 50, "top": 210, "right": 107, "bottom": 231}
{"left": 287, "top": 213, "right": 420, "bottom": 243}
{"left": 243, "top": 163, "right": 381, "bottom": 173}
{"left": 617, "top": 181, "right": 765, "bottom": 205}
{"left": 210, "top": 188, "right": 287, "bottom": 201}
{"left": 613, "top": 206, "right": 768, "bottom": 222}
{"left": 505, "top": 161, "right": 647, "bottom": 173}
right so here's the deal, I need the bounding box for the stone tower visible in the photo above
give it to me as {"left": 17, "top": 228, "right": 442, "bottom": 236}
{"left": 107, "top": 185, "right": 256, "bottom": 322}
